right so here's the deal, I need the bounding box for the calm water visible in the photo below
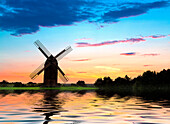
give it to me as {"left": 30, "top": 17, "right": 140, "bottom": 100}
{"left": 0, "top": 90, "right": 170, "bottom": 124}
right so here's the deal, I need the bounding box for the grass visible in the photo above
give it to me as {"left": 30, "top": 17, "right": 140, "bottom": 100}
{"left": 0, "top": 86, "right": 98, "bottom": 91}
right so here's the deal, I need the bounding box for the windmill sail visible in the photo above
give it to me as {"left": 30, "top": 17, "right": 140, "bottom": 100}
{"left": 30, "top": 62, "right": 52, "bottom": 79}
{"left": 55, "top": 46, "right": 72, "bottom": 61}
{"left": 34, "top": 40, "right": 52, "bottom": 58}
{"left": 58, "top": 66, "right": 69, "bottom": 82}
{"left": 30, "top": 63, "right": 45, "bottom": 79}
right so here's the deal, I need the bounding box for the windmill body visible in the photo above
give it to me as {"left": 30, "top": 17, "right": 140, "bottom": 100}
{"left": 30, "top": 40, "right": 72, "bottom": 87}
{"left": 44, "top": 55, "right": 58, "bottom": 86}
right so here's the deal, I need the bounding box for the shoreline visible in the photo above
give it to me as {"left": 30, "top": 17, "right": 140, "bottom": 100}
{"left": 0, "top": 86, "right": 98, "bottom": 91}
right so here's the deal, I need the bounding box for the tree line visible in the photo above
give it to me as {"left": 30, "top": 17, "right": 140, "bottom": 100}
{"left": 0, "top": 80, "right": 42, "bottom": 87}
{"left": 0, "top": 69, "right": 169, "bottom": 88}
{"left": 0, "top": 80, "right": 87, "bottom": 87}
{"left": 94, "top": 69, "right": 170, "bottom": 88}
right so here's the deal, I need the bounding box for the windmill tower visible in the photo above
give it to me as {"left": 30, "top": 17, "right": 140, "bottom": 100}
{"left": 30, "top": 40, "right": 72, "bottom": 87}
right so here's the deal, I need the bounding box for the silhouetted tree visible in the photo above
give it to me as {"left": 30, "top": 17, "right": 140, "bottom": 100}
{"left": 27, "top": 82, "right": 35, "bottom": 84}
{"left": 156, "top": 69, "right": 170, "bottom": 84}
{"left": 103, "top": 77, "right": 113, "bottom": 86}
{"left": 125, "top": 75, "right": 130, "bottom": 81}
{"left": 94, "top": 78, "right": 103, "bottom": 87}
{"left": 141, "top": 70, "right": 157, "bottom": 84}
{"left": 132, "top": 69, "right": 170, "bottom": 86}
{"left": 27, "top": 82, "right": 36, "bottom": 87}
{"left": 94, "top": 77, "right": 114, "bottom": 87}
{"left": 77, "top": 80, "right": 86, "bottom": 87}
{"left": 114, "top": 77, "right": 127, "bottom": 84}
{"left": 1, "top": 80, "right": 9, "bottom": 84}
{"left": 13, "top": 82, "right": 23, "bottom": 87}
{"left": 0, "top": 80, "right": 9, "bottom": 87}
{"left": 71, "top": 83, "right": 77, "bottom": 87}
{"left": 94, "top": 69, "right": 170, "bottom": 88}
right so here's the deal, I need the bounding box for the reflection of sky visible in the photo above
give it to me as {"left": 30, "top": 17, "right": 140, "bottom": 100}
{"left": 0, "top": 92, "right": 170, "bottom": 123}
{"left": 0, "top": 0, "right": 170, "bottom": 83}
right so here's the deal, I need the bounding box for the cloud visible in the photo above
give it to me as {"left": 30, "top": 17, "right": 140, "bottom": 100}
{"left": 120, "top": 52, "right": 136, "bottom": 56}
{"left": 77, "top": 72, "right": 87, "bottom": 73}
{"left": 24, "top": 50, "right": 31, "bottom": 52}
{"left": 112, "top": 64, "right": 120, "bottom": 66}
{"left": 102, "top": 1, "right": 170, "bottom": 22}
{"left": 144, "top": 65, "right": 153, "bottom": 67}
{"left": 142, "top": 34, "right": 169, "bottom": 39}
{"left": 76, "top": 34, "right": 170, "bottom": 47}
{"left": 0, "top": 0, "right": 94, "bottom": 36}
{"left": 76, "top": 38, "right": 145, "bottom": 47}
{"left": 72, "top": 59, "right": 91, "bottom": 61}
{"left": 120, "top": 52, "right": 160, "bottom": 57}
{"left": 95, "top": 66, "right": 120, "bottom": 71}
{"left": 125, "top": 70, "right": 143, "bottom": 73}
{"left": 74, "top": 38, "right": 92, "bottom": 41}
{"left": 0, "top": 0, "right": 169, "bottom": 36}
{"left": 141, "top": 53, "right": 160, "bottom": 56}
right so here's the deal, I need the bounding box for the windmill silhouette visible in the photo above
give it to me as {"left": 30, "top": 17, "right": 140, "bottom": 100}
{"left": 30, "top": 40, "right": 72, "bottom": 87}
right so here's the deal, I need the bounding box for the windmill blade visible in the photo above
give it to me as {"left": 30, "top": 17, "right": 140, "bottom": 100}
{"left": 34, "top": 40, "right": 52, "bottom": 58}
{"left": 58, "top": 66, "right": 69, "bottom": 82}
{"left": 30, "top": 63, "right": 45, "bottom": 79}
{"left": 55, "top": 46, "right": 72, "bottom": 61}
{"left": 30, "top": 62, "right": 51, "bottom": 79}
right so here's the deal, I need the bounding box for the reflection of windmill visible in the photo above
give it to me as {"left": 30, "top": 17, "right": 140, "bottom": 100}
{"left": 32, "top": 90, "right": 64, "bottom": 124}
{"left": 30, "top": 40, "right": 72, "bottom": 87}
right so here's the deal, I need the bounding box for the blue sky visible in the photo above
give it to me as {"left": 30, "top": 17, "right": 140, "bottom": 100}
{"left": 0, "top": 0, "right": 169, "bottom": 83}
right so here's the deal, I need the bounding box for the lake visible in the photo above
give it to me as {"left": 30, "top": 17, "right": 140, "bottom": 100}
{"left": 0, "top": 90, "right": 170, "bottom": 124}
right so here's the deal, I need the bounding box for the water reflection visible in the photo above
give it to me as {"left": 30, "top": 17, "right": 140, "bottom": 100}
{"left": 96, "top": 88, "right": 170, "bottom": 102}
{"left": 33, "top": 90, "right": 63, "bottom": 124}
{"left": 0, "top": 90, "right": 170, "bottom": 124}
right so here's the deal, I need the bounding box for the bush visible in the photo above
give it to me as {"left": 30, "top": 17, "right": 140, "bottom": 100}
{"left": 71, "top": 83, "right": 77, "bottom": 86}
{"left": 77, "top": 80, "right": 86, "bottom": 87}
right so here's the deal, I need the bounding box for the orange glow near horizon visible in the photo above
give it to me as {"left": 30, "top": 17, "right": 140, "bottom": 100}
{"left": 0, "top": 58, "right": 169, "bottom": 84}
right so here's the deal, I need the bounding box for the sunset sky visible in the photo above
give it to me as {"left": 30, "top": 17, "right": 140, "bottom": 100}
{"left": 0, "top": 0, "right": 170, "bottom": 83}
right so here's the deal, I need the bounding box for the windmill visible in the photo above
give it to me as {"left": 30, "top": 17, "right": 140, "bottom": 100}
{"left": 30, "top": 40, "right": 72, "bottom": 87}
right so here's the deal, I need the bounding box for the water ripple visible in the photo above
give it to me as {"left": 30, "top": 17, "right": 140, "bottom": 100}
{"left": 0, "top": 91, "right": 169, "bottom": 124}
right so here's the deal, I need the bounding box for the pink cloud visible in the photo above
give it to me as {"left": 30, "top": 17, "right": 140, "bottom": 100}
{"left": 142, "top": 34, "right": 167, "bottom": 39}
{"left": 120, "top": 52, "right": 160, "bottom": 57}
{"left": 119, "top": 12, "right": 147, "bottom": 19}
{"left": 72, "top": 59, "right": 91, "bottom": 61}
{"left": 125, "top": 70, "right": 143, "bottom": 73}
{"left": 141, "top": 53, "right": 160, "bottom": 56}
{"left": 112, "top": 64, "right": 120, "bottom": 66}
{"left": 144, "top": 65, "right": 153, "bottom": 67}
{"left": 100, "top": 25, "right": 104, "bottom": 28}
{"left": 24, "top": 50, "right": 31, "bottom": 52}
{"left": 96, "top": 24, "right": 107, "bottom": 30}
{"left": 76, "top": 38, "right": 145, "bottom": 47}
{"left": 77, "top": 72, "right": 87, "bottom": 73}
{"left": 74, "top": 38, "right": 92, "bottom": 41}
{"left": 120, "top": 52, "right": 136, "bottom": 56}
{"left": 75, "top": 34, "right": 170, "bottom": 47}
